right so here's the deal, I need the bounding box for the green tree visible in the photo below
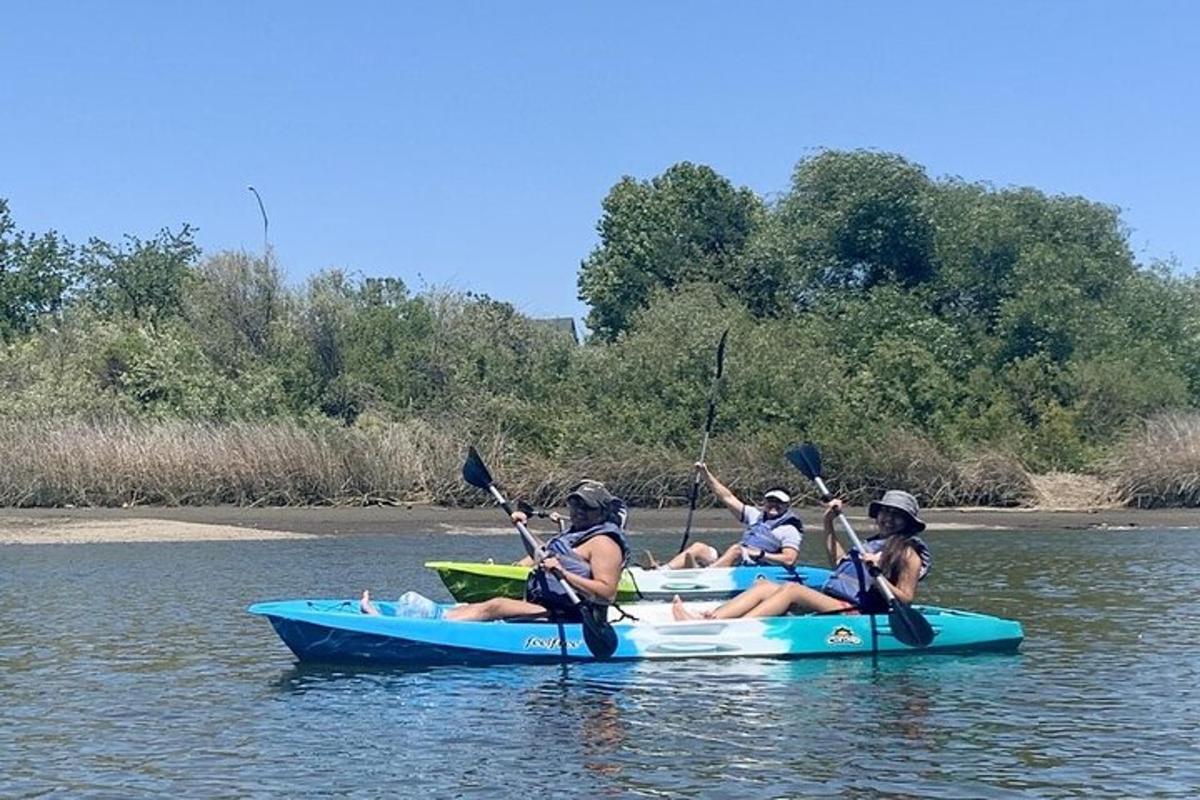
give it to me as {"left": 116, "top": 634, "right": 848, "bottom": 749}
{"left": 185, "top": 250, "right": 286, "bottom": 366}
{"left": 578, "top": 162, "right": 762, "bottom": 340}
{"left": 80, "top": 225, "right": 200, "bottom": 325}
{"left": 0, "top": 199, "right": 76, "bottom": 340}
{"left": 772, "top": 150, "right": 938, "bottom": 296}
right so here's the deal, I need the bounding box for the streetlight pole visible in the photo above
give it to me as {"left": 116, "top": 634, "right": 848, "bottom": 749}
{"left": 247, "top": 185, "right": 269, "bottom": 255}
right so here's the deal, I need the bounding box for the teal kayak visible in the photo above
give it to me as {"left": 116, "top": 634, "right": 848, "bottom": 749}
{"left": 249, "top": 598, "right": 1023, "bottom": 665}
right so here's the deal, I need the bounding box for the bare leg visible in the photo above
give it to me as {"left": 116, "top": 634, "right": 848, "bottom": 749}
{"left": 443, "top": 596, "right": 550, "bottom": 621}
{"left": 704, "top": 578, "right": 782, "bottom": 619}
{"left": 642, "top": 549, "right": 661, "bottom": 569}
{"left": 671, "top": 595, "right": 704, "bottom": 621}
{"left": 708, "top": 543, "right": 744, "bottom": 568}
{"left": 360, "top": 590, "right": 379, "bottom": 615}
{"left": 663, "top": 542, "right": 719, "bottom": 570}
{"left": 744, "top": 584, "right": 853, "bottom": 618}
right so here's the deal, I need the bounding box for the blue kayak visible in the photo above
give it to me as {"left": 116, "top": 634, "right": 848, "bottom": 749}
{"left": 249, "top": 598, "right": 1024, "bottom": 665}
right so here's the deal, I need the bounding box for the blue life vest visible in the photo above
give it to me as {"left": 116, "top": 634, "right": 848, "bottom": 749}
{"left": 525, "top": 521, "right": 630, "bottom": 614}
{"left": 740, "top": 510, "right": 804, "bottom": 553}
{"left": 821, "top": 534, "right": 932, "bottom": 612}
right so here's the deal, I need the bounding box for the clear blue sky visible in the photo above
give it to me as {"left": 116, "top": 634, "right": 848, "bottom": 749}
{"left": 3, "top": 2, "right": 1197, "bottom": 321}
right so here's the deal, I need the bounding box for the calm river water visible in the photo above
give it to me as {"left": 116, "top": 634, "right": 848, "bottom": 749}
{"left": 3, "top": 525, "right": 1199, "bottom": 798}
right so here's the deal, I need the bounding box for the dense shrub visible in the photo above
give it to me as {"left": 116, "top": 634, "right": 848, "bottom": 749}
{"left": 1, "top": 148, "right": 1198, "bottom": 506}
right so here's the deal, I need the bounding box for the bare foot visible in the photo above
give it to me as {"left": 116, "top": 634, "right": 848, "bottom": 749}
{"left": 672, "top": 595, "right": 703, "bottom": 621}
{"left": 360, "top": 590, "right": 379, "bottom": 616}
{"left": 642, "top": 549, "right": 660, "bottom": 570}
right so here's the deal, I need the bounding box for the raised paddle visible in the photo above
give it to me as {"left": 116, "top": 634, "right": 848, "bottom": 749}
{"left": 677, "top": 328, "right": 729, "bottom": 554}
{"left": 461, "top": 446, "right": 618, "bottom": 659}
{"left": 785, "top": 442, "right": 935, "bottom": 648}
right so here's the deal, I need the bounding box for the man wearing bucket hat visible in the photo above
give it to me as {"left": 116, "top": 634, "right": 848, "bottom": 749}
{"left": 651, "top": 462, "right": 803, "bottom": 570}
{"left": 671, "top": 488, "right": 932, "bottom": 620}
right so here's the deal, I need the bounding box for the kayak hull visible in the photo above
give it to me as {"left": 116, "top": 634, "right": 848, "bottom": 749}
{"left": 425, "top": 561, "right": 835, "bottom": 603}
{"left": 249, "top": 599, "right": 1024, "bottom": 666}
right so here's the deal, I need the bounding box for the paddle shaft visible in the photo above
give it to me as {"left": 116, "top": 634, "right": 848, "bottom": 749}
{"left": 811, "top": 475, "right": 903, "bottom": 607}
{"left": 679, "top": 331, "right": 728, "bottom": 553}
{"left": 679, "top": 424, "right": 713, "bottom": 547}
{"left": 486, "top": 485, "right": 587, "bottom": 606}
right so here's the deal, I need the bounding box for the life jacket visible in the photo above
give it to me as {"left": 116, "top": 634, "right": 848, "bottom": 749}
{"left": 524, "top": 521, "right": 630, "bottom": 613}
{"left": 610, "top": 497, "right": 629, "bottom": 530}
{"left": 740, "top": 510, "right": 804, "bottom": 553}
{"left": 820, "top": 534, "right": 932, "bottom": 612}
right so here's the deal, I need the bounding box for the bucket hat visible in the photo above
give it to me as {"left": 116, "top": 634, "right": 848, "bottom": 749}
{"left": 868, "top": 490, "right": 926, "bottom": 533}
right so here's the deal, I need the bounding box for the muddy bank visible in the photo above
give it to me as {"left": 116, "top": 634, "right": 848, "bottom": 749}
{"left": 1, "top": 504, "right": 1196, "bottom": 544}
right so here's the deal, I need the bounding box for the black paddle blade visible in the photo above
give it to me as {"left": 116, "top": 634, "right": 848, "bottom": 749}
{"left": 889, "top": 602, "right": 935, "bottom": 648}
{"left": 714, "top": 328, "right": 729, "bottom": 379}
{"left": 785, "top": 442, "right": 822, "bottom": 481}
{"left": 516, "top": 498, "right": 536, "bottom": 516}
{"left": 461, "top": 446, "right": 493, "bottom": 490}
{"left": 579, "top": 603, "right": 619, "bottom": 659}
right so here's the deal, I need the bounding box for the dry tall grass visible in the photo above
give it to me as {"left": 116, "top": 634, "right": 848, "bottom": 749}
{"left": 0, "top": 417, "right": 467, "bottom": 507}
{"left": 1107, "top": 412, "right": 1200, "bottom": 507}
{"left": 0, "top": 416, "right": 1154, "bottom": 509}
{"left": 814, "top": 432, "right": 1035, "bottom": 507}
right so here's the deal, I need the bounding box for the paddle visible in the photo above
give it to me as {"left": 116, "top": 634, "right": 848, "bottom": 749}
{"left": 517, "top": 499, "right": 567, "bottom": 534}
{"left": 785, "top": 442, "right": 935, "bottom": 648}
{"left": 677, "top": 328, "right": 729, "bottom": 554}
{"left": 461, "top": 446, "right": 618, "bottom": 659}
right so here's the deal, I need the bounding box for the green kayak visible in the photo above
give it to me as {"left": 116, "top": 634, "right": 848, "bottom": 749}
{"left": 425, "top": 560, "right": 834, "bottom": 603}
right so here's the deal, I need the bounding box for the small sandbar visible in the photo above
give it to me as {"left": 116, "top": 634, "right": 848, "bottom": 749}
{"left": 0, "top": 517, "right": 316, "bottom": 545}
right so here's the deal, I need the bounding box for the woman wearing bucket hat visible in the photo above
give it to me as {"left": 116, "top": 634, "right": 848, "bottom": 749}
{"left": 671, "top": 489, "right": 931, "bottom": 620}
{"left": 649, "top": 462, "right": 803, "bottom": 570}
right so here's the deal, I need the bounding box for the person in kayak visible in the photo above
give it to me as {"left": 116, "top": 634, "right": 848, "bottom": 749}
{"left": 648, "top": 462, "right": 802, "bottom": 570}
{"left": 361, "top": 481, "right": 629, "bottom": 621}
{"left": 539, "top": 480, "right": 628, "bottom": 536}
{"left": 671, "top": 489, "right": 931, "bottom": 620}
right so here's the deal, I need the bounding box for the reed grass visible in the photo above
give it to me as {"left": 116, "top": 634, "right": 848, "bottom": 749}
{"left": 1107, "top": 412, "right": 1200, "bottom": 507}
{"left": 0, "top": 416, "right": 1062, "bottom": 509}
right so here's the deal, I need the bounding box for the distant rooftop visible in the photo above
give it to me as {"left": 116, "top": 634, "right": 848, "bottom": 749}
{"left": 530, "top": 316, "right": 580, "bottom": 344}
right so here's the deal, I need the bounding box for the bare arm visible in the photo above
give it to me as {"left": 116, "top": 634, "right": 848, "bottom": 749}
{"left": 509, "top": 511, "right": 547, "bottom": 566}
{"left": 823, "top": 499, "right": 848, "bottom": 566}
{"left": 697, "top": 462, "right": 746, "bottom": 521}
{"left": 884, "top": 549, "right": 922, "bottom": 604}
{"left": 755, "top": 547, "right": 799, "bottom": 568}
{"left": 549, "top": 538, "right": 624, "bottom": 603}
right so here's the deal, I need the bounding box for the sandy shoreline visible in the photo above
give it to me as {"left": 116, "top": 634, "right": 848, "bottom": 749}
{"left": 1, "top": 504, "right": 1196, "bottom": 544}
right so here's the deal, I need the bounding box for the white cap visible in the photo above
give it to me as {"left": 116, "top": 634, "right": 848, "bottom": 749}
{"left": 763, "top": 489, "right": 791, "bottom": 504}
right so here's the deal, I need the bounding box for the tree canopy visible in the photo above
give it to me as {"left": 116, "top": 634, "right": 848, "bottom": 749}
{"left": 1, "top": 148, "right": 1197, "bottom": 490}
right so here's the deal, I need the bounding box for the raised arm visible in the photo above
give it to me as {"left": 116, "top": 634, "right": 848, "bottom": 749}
{"left": 823, "top": 499, "right": 848, "bottom": 566}
{"left": 697, "top": 462, "right": 746, "bottom": 521}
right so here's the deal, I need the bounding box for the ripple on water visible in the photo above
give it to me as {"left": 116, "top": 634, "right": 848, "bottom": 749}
{"left": 2, "top": 530, "right": 1200, "bottom": 798}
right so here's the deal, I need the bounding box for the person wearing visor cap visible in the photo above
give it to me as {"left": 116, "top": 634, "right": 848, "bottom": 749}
{"left": 651, "top": 462, "right": 803, "bottom": 570}
{"left": 672, "top": 488, "right": 932, "bottom": 621}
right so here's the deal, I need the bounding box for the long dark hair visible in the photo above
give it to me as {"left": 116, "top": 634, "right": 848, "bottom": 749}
{"left": 879, "top": 520, "right": 921, "bottom": 582}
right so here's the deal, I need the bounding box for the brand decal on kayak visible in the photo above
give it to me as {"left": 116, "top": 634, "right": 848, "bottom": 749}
{"left": 826, "top": 626, "right": 863, "bottom": 646}
{"left": 524, "top": 635, "right": 583, "bottom": 651}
